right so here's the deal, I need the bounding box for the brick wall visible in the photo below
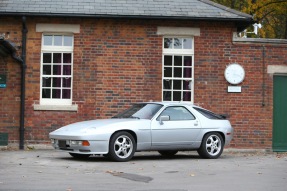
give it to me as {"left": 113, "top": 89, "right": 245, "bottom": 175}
{"left": 0, "top": 17, "right": 286, "bottom": 149}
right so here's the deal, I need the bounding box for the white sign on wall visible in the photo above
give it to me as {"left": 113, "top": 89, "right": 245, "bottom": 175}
{"left": 228, "top": 86, "right": 241, "bottom": 93}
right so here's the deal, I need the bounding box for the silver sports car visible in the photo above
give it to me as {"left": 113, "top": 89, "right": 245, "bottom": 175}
{"left": 49, "top": 102, "right": 234, "bottom": 162}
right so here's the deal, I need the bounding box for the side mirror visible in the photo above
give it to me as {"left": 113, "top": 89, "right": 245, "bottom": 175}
{"left": 159, "top": 115, "right": 170, "bottom": 125}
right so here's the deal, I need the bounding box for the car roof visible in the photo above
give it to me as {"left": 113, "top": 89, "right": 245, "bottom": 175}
{"left": 140, "top": 102, "right": 197, "bottom": 107}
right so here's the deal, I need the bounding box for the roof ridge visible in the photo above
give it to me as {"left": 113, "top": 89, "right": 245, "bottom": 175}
{"left": 199, "top": 0, "right": 253, "bottom": 19}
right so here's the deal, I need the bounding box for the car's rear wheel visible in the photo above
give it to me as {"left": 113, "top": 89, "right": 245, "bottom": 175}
{"left": 108, "top": 131, "right": 136, "bottom": 162}
{"left": 158, "top": 150, "right": 178, "bottom": 156}
{"left": 197, "top": 132, "right": 224, "bottom": 159}
{"left": 69, "top": 153, "right": 91, "bottom": 159}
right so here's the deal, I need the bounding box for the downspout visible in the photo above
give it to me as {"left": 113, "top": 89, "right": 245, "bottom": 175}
{"left": 20, "top": 16, "right": 27, "bottom": 149}
{"left": 262, "top": 46, "right": 265, "bottom": 106}
{"left": 11, "top": 17, "right": 27, "bottom": 150}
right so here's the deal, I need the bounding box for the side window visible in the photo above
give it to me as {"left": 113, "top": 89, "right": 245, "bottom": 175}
{"left": 157, "top": 106, "right": 195, "bottom": 120}
{"left": 193, "top": 107, "right": 224, "bottom": 119}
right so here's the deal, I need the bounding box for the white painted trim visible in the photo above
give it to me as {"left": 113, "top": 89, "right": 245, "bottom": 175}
{"left": 267, "top": 65, "right": 287, "bottom": 74}
{"left": 34, "top": 104, "right": 78, "bottom": 111}
{"left": 36, "top": 24, "right": 80, "bottom": 33}
{"left": 157, "top": 27, "right": 200, "bottom": 36}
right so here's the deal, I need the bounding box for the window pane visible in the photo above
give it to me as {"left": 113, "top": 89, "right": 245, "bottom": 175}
{"left": 63, "top": 78, "right": 71, "bottom": 87}
{"left": 44, "top": 35, "right": 52, "bottom": 46}
{"left": 184, "top": 68, "right": 192, "bottom": 78}
{"left": 54, "top": 35, "right": 62, "bottom": 46}
{"left": 183, "top": 91, "right": 191, "bottom": 101}
{"left": 173, "top": 80, "right": 181, "bottom": 90}
{"left": 42, "top": 77, "right": 51, "bottom": 87}
{"left": 174, "top": 67, "right": 182, "bottom": 78}
{"left": 163, "top": 80, "right": 171, "bottom": 90}
{"left": 163, "top": 91, "right": 171, "bottom": 101}
{"left": 52, "top": 89, "right": 61, "bottom": 98}
{"left": 174, "top": 38, "right": 182, "bottom": 49}
{"left": 184, "top": 56, "right": 192, "bottom": 66}
{"left": 52, "top": 78, "right": 61, "bottom": 87}
{"left": 63, "top": 53, "right": 71, "bottom": 63}
{"left": 164, "top": 67, "right": 172, "bottom": 77}
{"left": 43, "top": 53, "right": 51, "bottom": 63}
{"left": 63, "top": 65, "right": 71, "bottom": 75}
{"left": 64, "top": 36, "right": 72, "bottom": 46}
{"left": 183, "top": 38, "right": 192, "bottom": 49}
{"left": 173, "top": 91, "right": 181, "bottom": 101}
{"left": 42, "top": 89, "right": 51, "bottom": 98}
{"left": 164, "top": 38, "right": 172, "bottom": 49}
{"left": 174, "top": 56, "right": 182, "bottom": 66}
{"left": 53, "top": 53, "right": 61, "bottom": 63}
{"left": 183, "top": 81, "right": 192, "bottom": 90}
{"left": 62, "top": 89, "right": 71, "bottom": 99}
{"left": 164, "top": 55, "right": 172, "bottom": 66}
{"left": 43, "top": 65, "right": 51, "bottom": 75}
{"left": 53, "top": 65, "right": 61, "bottom": 75}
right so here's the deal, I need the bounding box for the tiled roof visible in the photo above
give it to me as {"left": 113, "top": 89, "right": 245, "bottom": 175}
{"left": 0, "top": 0, "right": 252, "bottom": 20}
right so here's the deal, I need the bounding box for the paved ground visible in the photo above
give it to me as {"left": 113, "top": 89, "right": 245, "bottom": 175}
{"left": 0, "top": 149, "right": 286, "bottom": 191}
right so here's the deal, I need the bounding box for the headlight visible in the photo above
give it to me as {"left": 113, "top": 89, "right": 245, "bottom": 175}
{"left": 51, "top": 139, "right": 55, "bottom": 144}
{"left": 70, "top": 140, "right": 90, "bottom": 146}
{"left": 71, "top": 141, "right": 82, "bottom": 145}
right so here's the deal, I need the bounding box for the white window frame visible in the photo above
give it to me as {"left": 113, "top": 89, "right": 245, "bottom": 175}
{"left": 40, "top": 33, "right": 74, "bottom": 105}
{"left": 162, "top": 36, "right": 194, "bottom": 103}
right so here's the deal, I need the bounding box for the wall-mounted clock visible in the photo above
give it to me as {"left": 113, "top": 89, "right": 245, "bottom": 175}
{"left": 224, "top": 63, "right": 245, "bottom": 85}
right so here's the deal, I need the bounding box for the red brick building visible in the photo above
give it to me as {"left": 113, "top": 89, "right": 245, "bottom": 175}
{"left": 0, "top": 0, "right": 287, "bottom": 152}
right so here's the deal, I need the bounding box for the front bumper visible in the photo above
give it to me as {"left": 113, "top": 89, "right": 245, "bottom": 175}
{"left": 51, "top": 139, "right": 109, "bottom": 154}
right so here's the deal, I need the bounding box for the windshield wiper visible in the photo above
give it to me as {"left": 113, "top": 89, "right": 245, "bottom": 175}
{"left": 112, "top": 116, "right": 121, "bottom": 119}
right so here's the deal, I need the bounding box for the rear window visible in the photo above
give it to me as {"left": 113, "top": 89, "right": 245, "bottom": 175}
{"left": 193, "top": 107, "right": 224, "bottom": 120}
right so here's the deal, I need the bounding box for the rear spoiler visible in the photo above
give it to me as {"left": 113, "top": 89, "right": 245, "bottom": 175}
{"left": 219, "top": 114, "right": 232, "bottom": 119}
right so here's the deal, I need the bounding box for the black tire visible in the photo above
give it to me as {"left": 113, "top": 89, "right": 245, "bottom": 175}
{"left": 197, "top": 132, "right": 224, "bottom": 159}
{"left": 69, "top": 153, "right": 91, "bottom": 159}
{"left": 158, "top": 150, "right": 178, "bottom": 156}
{"left": 108, "top": 131, "right": 136, "bottom": 162}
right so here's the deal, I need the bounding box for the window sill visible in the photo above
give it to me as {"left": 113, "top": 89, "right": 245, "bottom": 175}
{"left": 33, "top": 104, "right": 78, "bottom": 111}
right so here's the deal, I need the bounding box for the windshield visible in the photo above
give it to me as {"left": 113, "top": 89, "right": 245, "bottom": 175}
{"left": 113, "top": 104, "right": 163, "bottom": 119}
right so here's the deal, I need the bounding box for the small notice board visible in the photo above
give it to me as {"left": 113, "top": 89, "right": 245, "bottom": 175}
{"left": 0, "top": 74, "right": 6, "bottom": 87}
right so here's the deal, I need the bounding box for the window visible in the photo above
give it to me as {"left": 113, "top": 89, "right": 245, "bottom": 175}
{"left": 162, "top": 37, "right": 194, "bottom": 102}
{"left": 40, "top": 34, "right": 73, "bottom": 105}
{"left": 113, "top": 104, "right": 163, "bottom": 119}
{"left": 193, "top": 107, "right": 224, "bottom": 119}
{"left": 157, "top": 106, "right": 195, "bottom": 121}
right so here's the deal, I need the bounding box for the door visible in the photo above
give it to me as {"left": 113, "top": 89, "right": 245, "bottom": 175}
{"left": 151, "top": 106, "right": 201, "bottom": 148}
{"left": 273, "top": 75, "right": 287, "bottom": 151}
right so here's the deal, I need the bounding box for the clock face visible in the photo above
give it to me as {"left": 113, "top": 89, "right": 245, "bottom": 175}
{"left": 224, "top": 64, "right": 245, "bottom": 85}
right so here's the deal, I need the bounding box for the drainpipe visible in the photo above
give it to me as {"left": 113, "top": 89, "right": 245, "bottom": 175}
{"left": 262, "top": 46, "right": 265, "bottom": 107}
{"left": 20, "top": 16, "right": 27, "bottom": 149}
{"left": 11, "top": 17, "right": 27, "bottom": 150}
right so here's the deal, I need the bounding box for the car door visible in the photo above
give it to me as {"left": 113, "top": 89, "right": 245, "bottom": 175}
{"left": 150, "top": 106, "right": 201, "bottom": 148}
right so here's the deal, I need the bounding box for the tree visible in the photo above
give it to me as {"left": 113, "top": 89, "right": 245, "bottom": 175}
{"left": 211, "top": 0, "right": 287, "bottom": 39}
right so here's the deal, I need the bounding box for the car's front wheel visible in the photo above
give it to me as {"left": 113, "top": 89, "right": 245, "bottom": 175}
{"left": 158, "top": 150, "right": 178, "bottom": 156}
{"left": 108, "top": 131, "right": 136, "bottom": 162}
{"left": 69, "top": 153, "right": 91, "bottom": 159}
{"left": 197, "top": 132, "right": 224, "bottom": 159}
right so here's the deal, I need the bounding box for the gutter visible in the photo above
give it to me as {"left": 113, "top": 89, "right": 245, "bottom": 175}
{"left": 0, "top": 12, "right": 256, "bottom": 32}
